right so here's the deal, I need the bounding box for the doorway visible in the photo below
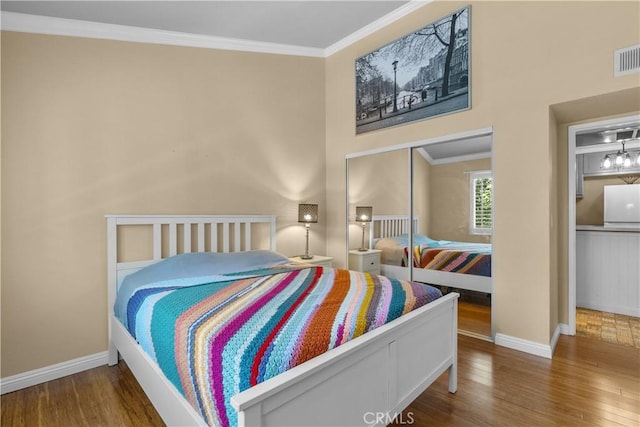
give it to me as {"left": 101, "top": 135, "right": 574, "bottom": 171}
{"left": 567, "top": 113, "right": 640, "bottom": 336}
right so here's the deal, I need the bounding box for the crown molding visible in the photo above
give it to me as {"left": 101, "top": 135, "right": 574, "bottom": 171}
{"left": 325, "top": 0, "right": 433, "bottom": 57}
{"left": 416, "top": 146, "right": 492, "bottom": 166}
{"left": 1, "top": 1, "right": 431, "bottom": 58}
{"left": 0, "top": 11, "right": 326, "bottom": 57}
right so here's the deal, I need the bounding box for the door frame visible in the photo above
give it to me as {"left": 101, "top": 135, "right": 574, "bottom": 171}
{"left": 566, "top": 114, "right": 639, "bottom": 335}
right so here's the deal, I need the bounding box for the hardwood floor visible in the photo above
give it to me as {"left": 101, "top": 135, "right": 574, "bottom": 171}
{"left": 0, "top": 363, "right": 163, "bottom": 426}
{"left": 2, "top": 334, "right": 638, "bottom": 426}
{"left": 393, "top": 334, "right": 640, "bottom": 427}
{"left": 438, "top": 286, "right": 493, "bottom": 340}
{"left": 458, "top": 301, "right": 491, "bottom": 338}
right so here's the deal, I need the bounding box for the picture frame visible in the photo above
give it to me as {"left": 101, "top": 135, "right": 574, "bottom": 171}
{"left": 355, "top": 6, "right": 470, "bottom": 135}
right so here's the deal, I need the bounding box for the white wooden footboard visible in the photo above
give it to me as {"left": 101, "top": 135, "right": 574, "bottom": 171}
{"left": 111, "top": 292, "right": 457, "bottom": 427}
{"left": 232, "top": 293, "right": 458, "bottom": 427}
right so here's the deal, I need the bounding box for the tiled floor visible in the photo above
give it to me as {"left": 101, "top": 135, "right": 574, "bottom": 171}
{"left": 576, "top": 307, "right": 640, "bottom": 349}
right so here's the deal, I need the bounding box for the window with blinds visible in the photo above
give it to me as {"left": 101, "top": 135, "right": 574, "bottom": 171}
{"left": 470, "top": 170, "right": 493, "bottom": 235}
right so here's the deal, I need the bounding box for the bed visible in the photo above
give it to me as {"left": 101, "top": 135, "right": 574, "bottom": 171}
{"left": 370, "top": 215, "right": 492, "bottom": 295}
{"left": 107, "top": 214, "right": 459, "bottom": 427}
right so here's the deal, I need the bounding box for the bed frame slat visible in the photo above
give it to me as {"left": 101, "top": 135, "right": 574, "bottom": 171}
{"left": 223, "top": 223, "right": 230, "bottom": 253}
{"left": 245, "top": 224, "right": 251, "bottom": 251}
{"left": 211, "top": 224, "right": 218, "bottom": 252}
{"left": 234, "top": 222, "right": 241, "bottom": 252}
{"left": 197, "top": 223, "right": 205, "bottom": 252}
{"left": 153, "top": 224, "right": 162, "bottom": 260}
{"left": 183, "top": 224, "right": 192, "bottom": 253}
{"left": 169, "top": 223, "right": 177, "bottom": 256}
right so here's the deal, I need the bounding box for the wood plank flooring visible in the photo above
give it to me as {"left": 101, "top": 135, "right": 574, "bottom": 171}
{"left": 0, "top": 363, "right": 163, "bottom": 426}
{"left": 458, "top": 301, "right": 491, "bottom": 338}
{"left": 2, "top": 334, "right": 638, "bottom": 426}
{"left": 393, "top": 334, "right": 640, "bottom": 427}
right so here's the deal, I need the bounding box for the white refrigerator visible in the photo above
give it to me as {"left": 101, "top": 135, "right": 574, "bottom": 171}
{"left": 604, "top": 183, "right": 640, "bottom": 228}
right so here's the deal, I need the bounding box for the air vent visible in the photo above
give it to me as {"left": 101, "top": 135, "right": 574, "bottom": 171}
{"left": 616, "top": 130, "right": 634, "bottom": 141}
{"left": 614, "top": 44, "right": 640, "bottom": 77}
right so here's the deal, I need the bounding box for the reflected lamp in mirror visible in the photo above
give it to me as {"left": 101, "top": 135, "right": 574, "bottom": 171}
{"left": 356, "top": 206, "right": 373, "bottom": 252}
{"left": 298, "top": 203, "right": 318, "bottom": 259}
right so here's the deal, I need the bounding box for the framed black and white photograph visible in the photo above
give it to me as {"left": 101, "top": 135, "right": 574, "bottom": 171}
{"left": 356, "top": 6, "right": 470, "bottom": 135}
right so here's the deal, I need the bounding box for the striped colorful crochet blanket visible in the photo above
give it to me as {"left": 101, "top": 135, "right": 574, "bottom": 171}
{"left": 405, "top": 246, "right": 491, "bottom": 277}
{"left": 116, "top": 261, "right": 441, "bottom": 427}
{"left": 403, "top": 242, "right": 491, "bottom": 277}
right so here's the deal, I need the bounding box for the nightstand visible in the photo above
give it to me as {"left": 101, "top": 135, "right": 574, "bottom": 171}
{"left": 348, "top": 249, "right": 381, "bottom": 275}
{"left": 288, "top": 255, "right": 333, "bottom": 268}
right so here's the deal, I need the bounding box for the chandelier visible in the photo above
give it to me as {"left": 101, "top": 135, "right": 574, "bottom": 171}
{"left": 601, "top": 131, "right": 640, "bottom": 170}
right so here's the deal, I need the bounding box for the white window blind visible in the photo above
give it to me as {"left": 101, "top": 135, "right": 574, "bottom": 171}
{"left": 470, "top": 170, "right": 493, "bottom": 235}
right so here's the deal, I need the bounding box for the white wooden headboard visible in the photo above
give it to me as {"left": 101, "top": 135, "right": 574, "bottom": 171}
{"left": 370, "top": 215, "right": 419, "bottom": 249}
{"left": 105, "top": 214, "right": 276, "bottom": 365}
{"left": 106, "top": 213, "right": 276, "bottom": 282}
{"left": 106, "top": 214, "right": 275, "bottom": 314}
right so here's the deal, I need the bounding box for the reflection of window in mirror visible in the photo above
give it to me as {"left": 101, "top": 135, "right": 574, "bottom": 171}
{"left": 469, "top": 170, "right": 493, "bottom": 235}
{"left": 425, "top": 157, "right": 491, "bottom": 244}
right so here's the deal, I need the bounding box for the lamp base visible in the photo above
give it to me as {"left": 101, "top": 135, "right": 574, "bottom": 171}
{"left": 300, "top": 255, "right": 314, "bottom": 260}
{"left": 357, "top": 248, "right": 369, "bottom": 252}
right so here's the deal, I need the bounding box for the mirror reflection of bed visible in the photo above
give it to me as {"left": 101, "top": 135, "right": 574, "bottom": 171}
{"left": 372, "top": 215, "right": 492, "bottom": 339}
{"left": 346, "top": 134, "right": 493, "bottom": 340}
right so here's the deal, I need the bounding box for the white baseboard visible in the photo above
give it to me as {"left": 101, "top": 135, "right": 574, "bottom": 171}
{"left": 549, "top": 324, "right": 562, "bottom": 355}
{"left": 0, "top": 323, "right": 575, "bottom": 395}
{"left": 558, "top": 323, "right": 572, "bottom": 336}
{"left": 495, "top": 330, "right": 557, "bottom": 359}
{"left": 0, "top": 351, "right": 108, "bottom": 395}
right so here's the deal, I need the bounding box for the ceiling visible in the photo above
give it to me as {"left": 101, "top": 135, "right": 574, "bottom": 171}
{"left": 576, "top": 123, "right": 640, "bottom": 148}
{"left": 1, "top": 1, "right": 412, "bottom": 51}
{"left": 418, "top": 135, "right": 493, "bottom": 165}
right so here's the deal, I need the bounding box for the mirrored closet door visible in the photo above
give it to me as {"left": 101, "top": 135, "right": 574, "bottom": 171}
{"left": 346, "top": 149, "right": 411, "bottom": 279}
{"left": 412, "top": 137, "right": 493, "bottom": 340}
{"left": 346, "top": 130, "right": 494, "bottom": 340}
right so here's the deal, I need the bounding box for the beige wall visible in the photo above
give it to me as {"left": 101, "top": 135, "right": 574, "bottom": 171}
{"left": 326, "top": 1, "right": 639, "bottom": 347}
{"left": 347, "top": 149, "right": 410, "bottom": 249}
{"left": 428, "top": 157, "right": 491, "bottom": 243}
{"left": 1, "top": 32, "right": 326, "bottom": 376}
{"left": 2, "top": 0, "right": 640, "bottom": 378}
{"left": 549, "top": 110, "right": 559, "bottom": 338}
{"left": 348, "top": 152, "right": 490, "bottom": 245}
{"left": 413, "top": 152, "right": 431, "bottom": 236}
